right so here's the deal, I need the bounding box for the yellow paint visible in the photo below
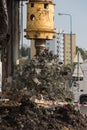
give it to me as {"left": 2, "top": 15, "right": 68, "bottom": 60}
{"left": 25, "top": 1, "right": 56, "bottom": 39}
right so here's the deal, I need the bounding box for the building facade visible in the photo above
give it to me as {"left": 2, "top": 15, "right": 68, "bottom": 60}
{"left": 46, "top": 32, "right": 64, "bottom": 63}
{"left": 30, "top": 40, "right": 36, "bottom": 59}
{"left": 63, "top": 34, "right": 76, "bottom": 65}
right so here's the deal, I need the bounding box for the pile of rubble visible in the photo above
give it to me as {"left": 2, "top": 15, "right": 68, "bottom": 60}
{"left": 5, "top": 50, "right": 73, "bottom": 102}
{"left": 0, "top": 98, "right": 87, "bottom": 130}
{"left": 1, "top": 50, "right": 87, "bottom": 130}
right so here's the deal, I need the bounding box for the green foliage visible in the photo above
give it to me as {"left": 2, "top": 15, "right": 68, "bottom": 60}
{"left": 76, "top": 46, "right": 87, "bottom": 60}
{"left": 20, "top": 46, "right": 30, "bottom": 57}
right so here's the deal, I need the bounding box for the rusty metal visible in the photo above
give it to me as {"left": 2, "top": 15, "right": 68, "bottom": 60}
{"left": 35, "top": 39, "right": 46, "bottom": 55}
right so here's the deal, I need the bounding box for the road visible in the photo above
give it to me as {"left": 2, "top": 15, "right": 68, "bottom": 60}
{"left": 80, "top": 106, "right": 87, "bottom": 114}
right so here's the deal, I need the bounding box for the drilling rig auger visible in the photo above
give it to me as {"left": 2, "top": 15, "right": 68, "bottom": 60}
{"left": 25, "top": 0, "right": 56, "bottom": 55}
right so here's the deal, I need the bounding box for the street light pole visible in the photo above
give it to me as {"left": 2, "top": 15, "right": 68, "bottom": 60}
{"left": 58, "top": 13, "right": 72, "bottom": 65}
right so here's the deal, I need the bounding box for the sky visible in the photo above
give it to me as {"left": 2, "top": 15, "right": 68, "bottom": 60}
{"left": 54, "top": 0, "right": 87, "bottom": 49}
{"left": 23, "top": 0, "right": 87, "bottom": 49}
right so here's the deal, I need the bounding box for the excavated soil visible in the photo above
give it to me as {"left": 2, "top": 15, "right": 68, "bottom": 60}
{"left": 0, "top": 98, "right": 87, "bottom": 130}
{"left": 1, "top": 50, "right": 87, "bottom": 130}
{"left": 5, "top": 50, "right": 73, "bottom": 102}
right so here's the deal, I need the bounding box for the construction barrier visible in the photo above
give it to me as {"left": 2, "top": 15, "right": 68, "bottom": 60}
{"left": 33, "top": 99, "right": 87, "bottom": 108}
{"left": 74, "top": 103, "right": 87, "bottom": 107}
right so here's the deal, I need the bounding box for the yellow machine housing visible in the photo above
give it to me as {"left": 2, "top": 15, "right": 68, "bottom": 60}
{"left": 25, "top": 0, "right": 56, "bottom": 40}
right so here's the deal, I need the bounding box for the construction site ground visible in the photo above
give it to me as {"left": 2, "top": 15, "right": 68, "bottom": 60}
{"left": 0, "top": 51, "right": 87, "bottom": 130}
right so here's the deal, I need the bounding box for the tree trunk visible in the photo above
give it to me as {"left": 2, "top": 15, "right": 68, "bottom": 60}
{"left": 0, "top": 0, "right": 19, "bottom": 86}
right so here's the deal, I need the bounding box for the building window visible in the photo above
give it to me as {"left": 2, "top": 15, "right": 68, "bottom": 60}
{"left": 80, "top": 89, "right": 83, "bottom": 92}
{"left": 31, "top": 3, "right": 34, "bottom": 7}
{"left": 30, "top": 14, "right": 35, "bottom": 21}
{"left": 57, "top": 41, "right": 59, "bottom": 43}
{"left": 44, "top": 4, "right": 48, "bottom": 9}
